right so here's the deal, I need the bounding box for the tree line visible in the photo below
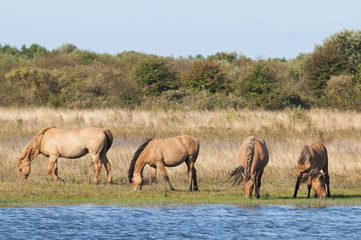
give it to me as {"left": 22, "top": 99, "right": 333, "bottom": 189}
{"left": 1, "top": 29, "right": 361, "bottom": 111}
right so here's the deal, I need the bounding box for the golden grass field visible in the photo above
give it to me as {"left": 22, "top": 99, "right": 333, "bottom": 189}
{"left": 1, "top": 107, "right": 360, "bottom": 194}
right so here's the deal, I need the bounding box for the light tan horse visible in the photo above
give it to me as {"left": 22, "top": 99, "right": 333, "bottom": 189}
{"left": 293, "top": 142, "right": 331, "bottom": 198}
{"left": 229, "top": 136, "right": 269, "bottom": 199}
{"left": 17, "top": 126, "right": 113, "bottom": 184}
{"left": 128, "top": 135, "right": 200, "bottom": 191}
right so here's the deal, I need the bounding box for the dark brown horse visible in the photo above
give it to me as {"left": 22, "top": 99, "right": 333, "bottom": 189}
{"left": 17, "top": 126, "right": 113, "bottom": 184}
{"left": 229, "top": 136, "right": 269, "bottom": 199}
{"left": 293, "top": 142, "right": 331, "bottom": 198}
{"left": 128, "top": 135, "right": 200, "bottom": 191}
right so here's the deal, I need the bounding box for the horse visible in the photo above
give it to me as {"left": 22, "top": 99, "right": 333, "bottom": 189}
{"left": 229, "top": 136, "right": 269, "bottom": 199}
{"left": 293, "top": 142, "right": 331, "bottom": 199}
{"left": 17, "top": 126, "right": 113, "bottom": 184}
{"left": 128, "top": 135, "right": 200, "bottom": 191}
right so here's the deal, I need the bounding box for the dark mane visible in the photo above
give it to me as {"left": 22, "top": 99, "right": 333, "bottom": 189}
{"left": 244, "top": 137, "right": 256, "bottom": 182}
{"left": 128, "top": 138, "right": 153, "bottom": 183}
{"left": 301, "top": 168, "right": 322, "bottom": 183}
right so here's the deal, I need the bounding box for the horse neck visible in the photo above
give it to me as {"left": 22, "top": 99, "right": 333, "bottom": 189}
{"left": 133, "top": 157, "right": 147, "bottom": 176}
{"left": 17, "top": 142, "right": 41, "bottom": 167}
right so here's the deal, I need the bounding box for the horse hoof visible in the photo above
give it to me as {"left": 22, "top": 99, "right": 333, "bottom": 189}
{"left": 170, "top": 188, "right": 175, "bottom": 191}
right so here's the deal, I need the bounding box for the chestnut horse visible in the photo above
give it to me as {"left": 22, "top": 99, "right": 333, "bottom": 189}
{"left": 17, "top": 126, "right": 113, "bottom": 184}
{"left": 128, "top": 135, "right": 200, "bottom": 191}
{"left": 229, "top": 136, "right": 269, "bottom": 199}
{"left": 293, "top": 142, "right": 331, "bottom": 198}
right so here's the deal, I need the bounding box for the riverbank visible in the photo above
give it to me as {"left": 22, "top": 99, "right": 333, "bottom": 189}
{"left": 1, "top": 179, "right": 360, "bottom": 208}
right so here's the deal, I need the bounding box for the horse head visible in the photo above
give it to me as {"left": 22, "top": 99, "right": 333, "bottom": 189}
{"left": 17, "top": 159, "right": 31, "bottom": 180}
{"left": 243, "top": 178, "right": 255, "bottom": 199}
{"left": 131, "top": 172, "right": 144, "bottom": 190}
{"left": 311, "top": 172, "right": 327, "bottom": 198}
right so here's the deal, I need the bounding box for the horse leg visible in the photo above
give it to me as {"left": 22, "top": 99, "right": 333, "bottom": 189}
{"left": 325, "top": 171, "right": 331, "bottom": 197}
{"left": 52, "top": 160, "right": 63, "bottom": 182}
{"left": 185, "top": 160, "right": 194, "bottom": 192}
{"left": 100, "top": 154, "right": 112, "bottom": 184}
{"left": 150, "top": 166, "right": 157, "bottom": 190}
{"left": 255, "top": 170, "right": 264, "bottom": 199}
{"left": 91, "top": 154, "right": 102, "bottom": 185}
{"left": 156, "top": 162, "right": 175, "bottom": 191}
{"left": 307, "top": 176, "right": 312, "bottom": 198}
{"left": 293, "top": 171, "right": 303, "bottom": 198}
{"left": 47, "top": 155, "right": 63, "bottom": 182}
{"left": 192, "top": 167, "right": 198, "bottom": 191}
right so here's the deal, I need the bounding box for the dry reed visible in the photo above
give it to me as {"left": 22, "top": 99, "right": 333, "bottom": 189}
{"left": 1, "top": 107, "right": 360, "bottom": 189}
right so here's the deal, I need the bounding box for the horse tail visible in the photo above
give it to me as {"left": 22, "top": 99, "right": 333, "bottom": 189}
{"left": 128, "top": 138, "right": 153, "bottom": 183}
{"left": 17, "top": 126, "right": 55, "bottom": 167}
{"left": 186, "top": 138, "right": 200, "bottom": 174}
{"left": 298, "top": 145, "right": 311, "bottom": 165}
{"left": 103, "top": 128, "right": 113, "bottom": 153}
{"left": 244, "top": 136, "right": 256, "bottom": 182}
{"left": 229, "top": 165, "right": 244, "bottom": 187}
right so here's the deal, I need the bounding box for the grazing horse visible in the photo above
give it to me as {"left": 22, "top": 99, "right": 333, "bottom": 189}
{"left": 128, "top": 135, "right": 200, "bottom": 191}
{"left": 229, "top": 136, "right": 269, "bottom": 199}
{"left": 293, "top": 142, "right": 331, "bottom": 199}
{"left": 17, "top": 126, "right": 113, "bottom": 184}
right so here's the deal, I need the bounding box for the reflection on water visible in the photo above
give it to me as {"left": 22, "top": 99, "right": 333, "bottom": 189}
{"left": 0, "top": 205, "right": 360, "bottom": 239}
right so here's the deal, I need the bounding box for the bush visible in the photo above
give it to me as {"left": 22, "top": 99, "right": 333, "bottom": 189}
{"left": 181, "top": 60, "right": 229, "bottom": 94}
{"left": 5, "top": 67, "right": 60, "bottom": 105}
{"left": 135, "top": 57, "right": 178, "bottom": 95}
{"left": 237, "top": 61, "right": 305, "bottom": 110}
{"left": 322, "top": 75, "right": 360, "bottom": 109}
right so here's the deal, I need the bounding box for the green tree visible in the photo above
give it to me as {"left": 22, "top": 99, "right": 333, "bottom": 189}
{"left": 237, "top": 61, "right": 303, "bottom": 110}
{"left": 78, "top": 50, "right": 97, "bottom": 66}
{"left": 207, "top": 51, "right": 238, "bottom": 63}
{"left": 59, "top": 43, "right": 77, "bottom": 54}
{"left": 21, "top": 44, "right": 49, "bottom": 58}
{"left": 324, "top": 29, "right": 361, "bottom": 71}
{"left": 0, "top": 44, "right": 21, "bottom": 56}
{"left": 182, "top": 60, "right": 228, "bottom": 93}
{"left": 135, "top": 58, "right": 178, "bottom": 95}
{"left": 304, "top": 44, "right": 348, "bottom": 98}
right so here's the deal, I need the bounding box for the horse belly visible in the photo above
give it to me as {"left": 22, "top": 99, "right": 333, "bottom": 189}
{"left": 58, "top": 142, "right": 88, "bottom": 158}
{"left": 163, "top": 152, "right": 187, "bottom": 167}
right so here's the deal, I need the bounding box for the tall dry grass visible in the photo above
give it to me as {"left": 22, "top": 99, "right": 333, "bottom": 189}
{"left": 1, "top": 107, "right": 360, "bottom": 188}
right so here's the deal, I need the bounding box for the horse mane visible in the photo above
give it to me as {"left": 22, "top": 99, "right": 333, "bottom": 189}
{"left": 128, "top": 138, "right": 153, "bottom": 183}
{"left": 301, "top": 168, "right": 322, "bottom": 183}
{"left": 244, "top": 137, "right": 256, "bottom": 182}
{"left": 103, "top": 128, "right": 113, "bottom": 152}
{"left": 17, "top": 126, "right": 55, "bottom": 168}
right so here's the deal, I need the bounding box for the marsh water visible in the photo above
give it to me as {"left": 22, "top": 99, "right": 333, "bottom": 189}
{"left": 0, "top": 205, "right": 360, "bottom": 239}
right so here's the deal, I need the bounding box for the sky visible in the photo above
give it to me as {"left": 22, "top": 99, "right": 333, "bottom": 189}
{"left": 1, "top": 0, "right": 360, "bottom": 59}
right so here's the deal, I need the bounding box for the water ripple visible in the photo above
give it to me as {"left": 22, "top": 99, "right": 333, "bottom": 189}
{"left": 0, "top": 205, "right": 360, "bottom": 239}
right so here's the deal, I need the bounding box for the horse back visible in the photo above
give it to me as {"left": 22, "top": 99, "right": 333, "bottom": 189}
{"left": 148, "top": 135, "right": 199, "bottom": 166}
{"left": 239, "top": 136, "right": 268, "bottom": 167}
{"left": 41, "top": 127, "right": 109, "bottom": 158}
{"left": 309, "top": 142, "right": 328, "bottom": 170}
{"left": 254, "top": 137, "right": 269, "bottom": 167}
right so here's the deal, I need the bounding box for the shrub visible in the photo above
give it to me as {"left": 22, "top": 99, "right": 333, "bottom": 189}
{"left": 181, "top": 60, "right": 229, "bottom": 94}
{"left": 135, "top": 57, "right": 178, "bottom": 95}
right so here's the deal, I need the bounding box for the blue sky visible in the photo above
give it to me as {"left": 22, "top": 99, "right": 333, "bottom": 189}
{"left": 1, "top": 0, "right": 360, "bottom": 59}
